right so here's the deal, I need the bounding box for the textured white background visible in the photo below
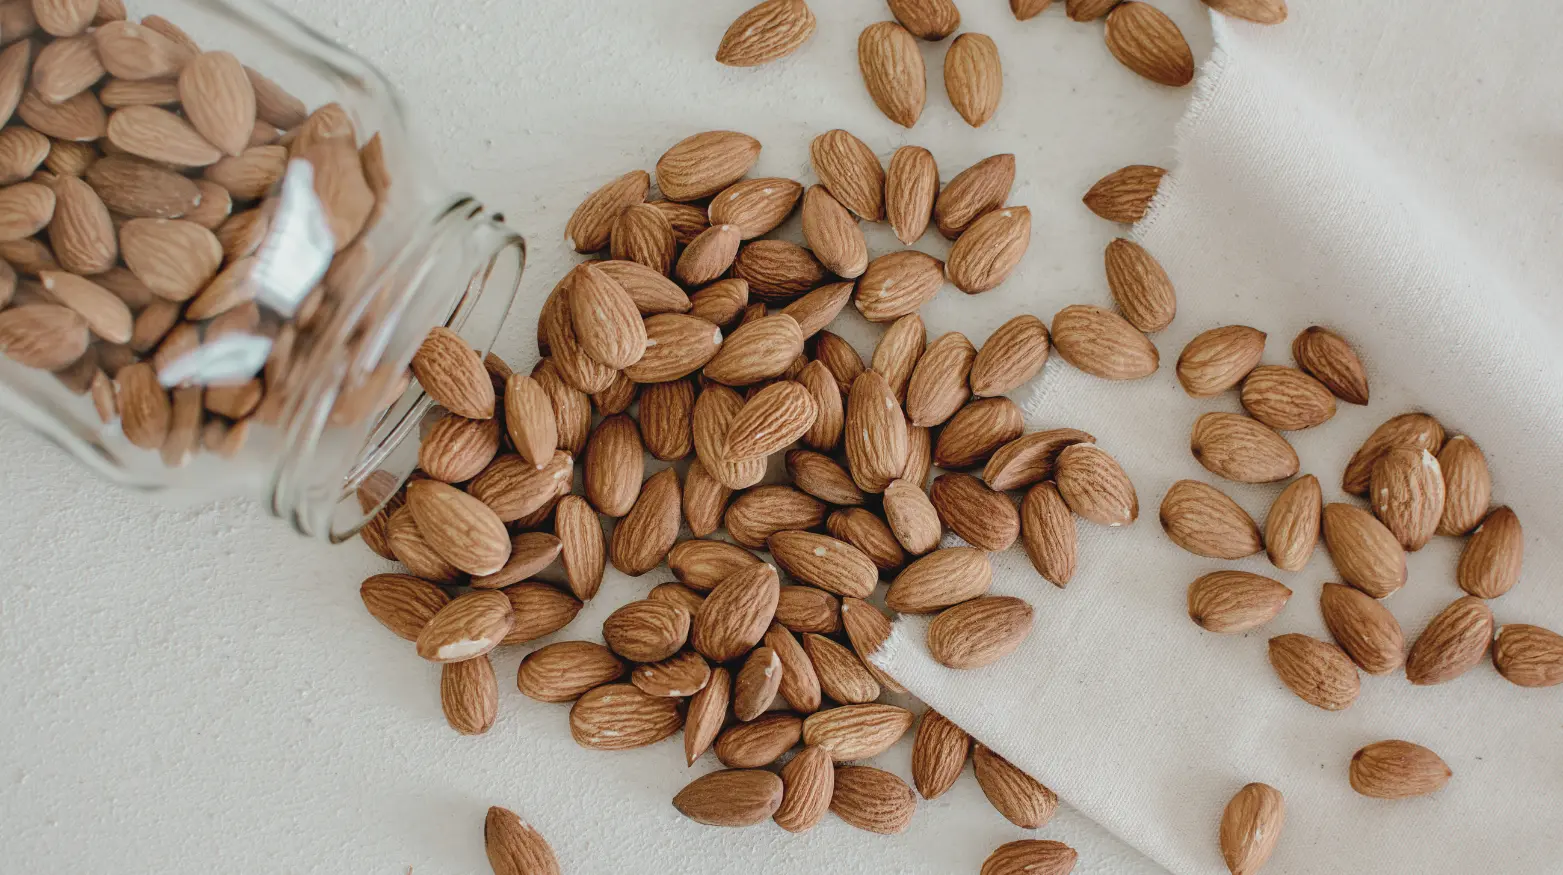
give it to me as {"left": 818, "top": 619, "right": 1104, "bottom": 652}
{"left": 0, "top": 0, "right": 1218, "bottom": 872}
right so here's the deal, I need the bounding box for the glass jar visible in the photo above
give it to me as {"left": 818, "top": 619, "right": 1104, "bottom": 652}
{"left": 0, "top": 0, "right": 525, "bottom": 542}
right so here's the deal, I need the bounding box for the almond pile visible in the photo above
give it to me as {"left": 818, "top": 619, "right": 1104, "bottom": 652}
{"left": 353, "top": 125, "right": 1174, "bottom": 871}
{"left": 0, "top": 0, "right": 403, "bottom": 468}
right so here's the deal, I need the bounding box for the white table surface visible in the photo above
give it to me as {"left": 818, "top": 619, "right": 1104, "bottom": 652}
{"left": 0, "top": 1, "right": 1214, "bottom": 871}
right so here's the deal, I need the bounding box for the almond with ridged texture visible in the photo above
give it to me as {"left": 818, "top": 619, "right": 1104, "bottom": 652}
{"left": 970, "top": 314, "right": 1049, "bottom": 397}
{"left": 491, "top": 568, "right": 582, "bottom": 629}
{"left": 1192, "top": 412, "right": 1298, "bottom": 484}
{"left": 726, "top": 485, "right": 825, "bottom": 549}
{"left": 107, "top": 105, "right": 221, "bottom": 166}
{"left": 655, "top": 130, "right": 761, "bottom": 202}
{"left": 608, "top": 467, "right": 681, "bottom": 575}
{"left": 467, "top": 451, "right": 574, "bottom": 523}
{"left": 858, "top": 21, "right": 925, "bottom": 128}
{"left": 582, "top": 414, "right": 642, "bottom": 516}
{"left": 855, "top": 250, "right": 945, "bottom": 323}
{"left": 1406, "top": 596, "right": 1493, "bottom": 685}
{"left": 844, "top": 369, "right": 909, "bottom": 492}
{"left": 1267, "top": 633, "right": 1359, "bottom": 711}
{"left": 945, "top": 32, "right": 1002, "bottom": 127}
{"left": 34, "top": 0, "right": 95, "bottom": 36}
{"left": 669, "top": 539, "right": 760, "bottom": 592}
{"left": 1104, "top": 2, "right": 1195, "bottom": 87}
{"left": 38, "top": 271, "right": 129, "bottom": 344}
{"left": 682, "top": 460, "right": 732, "bottom": 538}
{"left": 1343, "top": 413, "right": 1444, "bottom": 495}
{"left": 731, "top": 239, "right": 827, "bottom": 302}
{"left": 716, "top": 0, "right": 817, "bottom": 67}
{"left": 683, "top": 665, "right": 730, "bottom": 763}
{"left": 484, "top": 807, "right": 560, "bottom": 875}
{"left": 840, "top": 597, "right": 907, "bottom": 692}
{"left": 411, "top": 326, "right": 495, "bottom": 419}
{"left": 1456, "top": 506, "right": 1522, "bottom": 599}
{"left": 566, "top": 265, "right": 646, "bottom": 373}
{"left": 406, "top": 479, "right": 510, "bottom": 576}
{"left": 936, "top": 153, "right": 1014, "bottom": 239}
{"left": 883, "top": 477, "right": 941, "bottom": 555}
{"left": 778, "top": 282, "right": 851, "bottom": 341}
{"left": 1010, "top": 0, "right": 1054, "bottom": 17}
{"left": 1349, "top": 740, "right": 1451, "bottom": 799}
{"left": 786, "top": 452, "right": 862, "bottom": 509}
{"left": 888, "top": 0, "right": 961, "bottom": 38}
{"left": 911, "top": 710, "right": 969, "bottom": 800}
{"left": 504, "top": 373, "right": 557, "bottom": 469}
{"left": 904, "top": 332, "right": 974, "bottom": 426}
{"left": 414, "top": 590, "right": 513, "bottom": 663}
{"left": 885, "top": 145, "right": 937, "bottom": 244}
{"left": 1263, "top": 474, "right": 1320, "bottom": 572}
{"left": 1052, "top": 304, "right": 1159, "bottom": 380}
{"left": 692, "top": 384, "right": 766, "bottom": 490}
{"left": 441, "top": 655, "right": 497, "bottom": 735}
{"left": 936, "top": 397, "right": 1022, "bottom": 469}
{"left": 709, "top": 177, "right": 802, "bottom": 239}
{"left": 1104, "top": 238, "right": 1176, "bottom": 332}
{"left": 19, "top": 89, "right": 106, "bottom": 142}
{"left": 715, "top": 713, "right": 803, "bottom": 767}
{"left": 610, "top": 202, "right": 676, "bottom": 276}
{"left": 603, "top": 598, "right": 690, "bottom": 664}
{"left": 775, "top": 745, "right": 834, "bottom": 832}
{"left": 245, "top": 66, "right": 306, "bottom": 129}
{"left": 0, "top": 181, "right": 56, "bottom": 241}
{"left": 1436, "top": 435, "right": 1491, "bottom": 536}
{"left": 359, "top": 573, "right": 450, "bottom": 641}
{"left": 1371, "top": 447, "right": 1444, "bottom": 551}
{"left": 1220, "top": 783, "right": 1284, "bottom": 875}
{"left": 1020, "top": 482, "right": 1077, "bottom": 587}
{"left": 1492, "top": 624, "right": 1563, "bottom": 688}
{"left": 516, "top": 641, "right": 625, "bottom": 703}
{"left": 704, "top": 313, "right": 804, "bottom": 385}
{"left": 1176, "top": 325, "right": 1265, "bottom": 396}
{"left": 1241, "top": 365, "right": 1335, "bottom": 430}
{"left": 803, "top": 703, "right": 914, "bottom": 761}
{"left": 32, "top": 34, "right": 104, "bottom": 104}
{"left": 982, "top": 841, "right": 1078, "bottom": 875}
{"left": 110, "top": 360, "right": 167, "bottom": 447}
{"left": 691, "top": 561, "right": 781, "bottom": 662}
{"left": 1161, "top": 479, "right": 1263, "bottom": 559}
{"left": 762, "top": 623, "right": 820, "bottom": 714}
{"left": 0, "top": 128, "right": 49, "bottom": 185}
{"left": 178, "top": 52, "right": 255, "bottom": 157}
{"left": 870, "top": 313, "right": 924, "bottom": 402}
{"left": 814, "top": 330, "right": 864, "bottom": 395}
{"left": 810, "top": 129, "right": 884, "bottom": 221}
{"left": 800, "top": 184, "right": 868, "bottom": 279}
{"left": 1320, "top": 583, "right": 1403, "bottom": 675}
{"left": 625, "top": 313, "right": 722, "bottom": 383}
{"left": 417, "top": 413, "right": 500, "bottom": 483}
{"left": 948, "top": 205, "right": 1030, "bottom": 294}
{"left": 673, "top": 223, "right": 740, "bottom": 287}
{"left": 887, "top": 547, "right": 992, "bottom": 613}
{"left": 0, "top": 42, "right": 29, "bottom": 132}
{"left": 674, "top": 769, "right": 785, "bottom": 827}
{"left": 1084, "top": 164, "right": 1165, "bottom": 223}
{"left": 768, "top": 530, "right": 877, "bottom": 598}
{"left": 386, "top": 507, "right": 463, "bottom": 583}
{"left": 1067, "top": 0, "right": 1121, "bottom": 17}
{"left": 830, "top": 766, "right": 916, "bottom": 834}
{"left": 1205, "top": 0, "right": 1287, "bottom": 24}
{"left": 776, "top": 586, "right": 840, "bottom": 635}
{"left": 1055, "top": 442, "right": 1138, "bottom": 526}
{"left": 929, "top": 596, "right": 1033, "bottom": 669}
{"left": 565, "top": 170, "right": 648, "bottom": 253}
{"left": 1322, "top": 503, "right": 1406, "bottom": 598}
{"left": 732, "top": 646, "right": 783, "bottom": 721}
{"left": 99, "top": 78, "right": 182, "bottom": 108}
{"left": 973, "top": 743, "right": 1057, "bottom": 828}
{"left": 570, "top": 683, "right": 682, "bottom": 751}
{"left": 119, "top": 217, "right": 221, "bottom": 301}
{"left": 793, "top": 368, "right": 842, "bottom": 453}
{"left": 803, "top": 633, "right": 879, "bottom": 704}
{"left": 1291, "top": 325, "right": 1368, "bottom": 404}
{"left": 931, "top": 472, "right": 1018, "bottom": 551}
{"left": 89, "top": 155, "right": 203, "bottom": 218}
{"left": 637, "top": 379, "right": 694, "bottom": 462}
{"left": 1187, "top": 571, "right": 1291, "bottom": 634}
{"left": 830, "top": 512, "right": 903, "bottom": 579}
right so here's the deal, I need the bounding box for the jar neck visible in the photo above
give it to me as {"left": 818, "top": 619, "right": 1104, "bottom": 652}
{"left": 270, "top": 197, "right": 525, "bottom": 542}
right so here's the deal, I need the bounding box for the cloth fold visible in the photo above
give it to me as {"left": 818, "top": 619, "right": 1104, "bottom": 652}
{"left": 877, "top": 5, "right": 1563, "bottom": 873}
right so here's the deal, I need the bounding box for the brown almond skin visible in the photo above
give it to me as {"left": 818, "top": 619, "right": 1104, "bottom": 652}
{"left": 829, "top": 765, "right": 917, "bottom": 834}
{"left": 359, "top": 573, "right": 450, "bottom": 641}
{"left": 1342, "top": 412, "right": 1444, "bottom": 496}
{"left": 970, "top": 314, "right": 1050, "bottom": 398}
{"left": 1103, "top": 237, "right": 1176, "bottom": 332}
{"left": 715, "top": 712, "right": 801, "bottom": 767}
{"left": 887, "top": 547, "right": 993, "bottom": 613}
{"left": 673, "top": 769, "right": 784, "bottom": 827}
{"left": 840, "top": 597, "right": 908, "bottom": 693}
{"left": 1456, "top": 506, "right": 1523, "bottom": 599}
{"left": 1021, "top": 482, "right": 1078, "bottom": 588}
{"left": 1220, "top": 783, "right": 1285, "bottom": 875}
{"left": 1083, "top": 164, "right": 1165, "bottom": 223}
{"left": 981, "top": 840, "right": 1078, "bottom": 875}
{"left": 1190, "top": 412, "right": 1299, "bottom": 484}
{"left": 601, "top": 599, "right": 690, "bottom": 663}
{"left": 1051, "top": 304, "right": 1159, "bottom": 380}
{"left": 858, "top": 21, "right": 927, "bottom": 128}
{"left": 972, "top": 743, "right": 1057, "bottom": 828}
{"left": 569, "top": 683, "right": 682, "bottom": 751}
{"left": 565, "top": 169, "right": 648, "bottom": 252}
{"left": 911, "top": 709, "right": 970, "bottom": 800}
{"left": 1159, "top": 479, "right": 1263, "bottom": 560}
{"left": 1104, "top": 1, "right": 1195, "bottom": 87}
{"left": 931, "top": 472, "right": 1019, "bottom": 551}
{"left": 1436, "top": 435, "right": 1492, "bottom": 536}
{"left": 927, "top": 595, "right": 1034, "bottom": 669}
{"left": 1176, "top": 324, "right": 1265, "bottom": 397}
{"left": 725, "top": 485, "right": 826, "bottom": 550}
{"left": 829, "top": 508, "right": 907, "bottom": 573}
{"left": 935, "top": 396, "right": 1023, "bottom": 469}
{"left": 802, "top": 704, "right": 914, "bottom": 762}
{"left": 709, "top": 177, "right": 803, "bottom": 239}
{"left": 1268, "top": 633, "right": 1360, "bottom": 711}
{"left": 1187, "top": 571, "right": 1291, "bottom": 634}
{"left": 905, "top": 331, "right": 976, "bottom": 427}
{"left": 683, "top": 666, "right": 730, "bottom": 765}
{"left": 1055, "top": 443, "right": 1138, "bottom": 527}
{"left": 1492, "top": 624, "right": 1563, "bottom": 688}
{"left": 845, "top": 370, "right": 910, "bottom": 492}
{"left": 775, "top": 586, "right": 841, "bottom": 635}
{"left": 1321, "top": 503, "right": 1406, "bottom": 599}
{"left": 1264, "top": 474, "right": 1321, "bottom": 572}
{"left": 1240, "top": 365, "right": 1336, "bottom": 430}
{"left": 1370, "top": 446, "right": 1445, "bottom": 552}
{"left": 1292, "top": 325, "right": 1369, "bottom": 405}
{"left": 1349, "top": 740, "right": 1451, "bottom": 799}
{"left": 668, "top": 539, "right": 761, "bottom": 592}
{"left": 691, "top": 562, "right": 782, "bottom": 662}
{"left": 516, "top": 641, "right": 626, "bottom": 703}
{"left": 715, "top": 0, "right": 817, "bottom": 68}
{"left": 765, "top": 622, "right": 822, "bottom": 714}
{"left": 774, "top": 744, "right": 835, "bottom": 833}
{"left": 985, "top": 428, "right": 1095, "bottom": 492}
{"left": 484, "top": 806, "right": 561, "bottom": 875}
{"left": 935, "top": 153, "right": 1014, "bottom": 239}
{"left": 886, "top": 145, "right": 938, "bottom": 244}
{"left": 608, "top": 467, "right": 682, "bottom": 576}
{"left": 1320, "top": 583, "right": 1404, "bottom": 675}
{"left": 1405, "top": 596, "right": 1494, "bottom": 686}
{"left": 810, "top": 129, "right": 885, "bottom": 222}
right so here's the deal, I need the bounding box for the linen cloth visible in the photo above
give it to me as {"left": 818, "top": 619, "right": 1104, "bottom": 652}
{"left": 877, "top": 4, "right": 1563, "bottom": 873}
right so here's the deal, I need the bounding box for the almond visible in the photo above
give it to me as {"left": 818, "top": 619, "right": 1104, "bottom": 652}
{"left": 625, "top": 313, "right": 722, "bottom": 383}
{"left": 98, "top": 78, "right": 181, "bottom": 108}
{"left": 1263, "top": 474, "right": 1321, "bottom": 572}
{"left": 610, "top": 202, "right": 677, "bottom": 276}
{"left": 716, "top": 0, "right": 817, "bottom": 67}
{"left": 731, "top": 239, "right": 828, "bottom": 302}
{"left": 723, "top": 379, "right": 817, "bottom": 460}
{"left": 555, "top": 494, "right": 606, "bottom": 601}
{"left": 409, "top": 326, "right": 495, "bottom": 419}
{"left": 1191, "top": 412, "right": 1298, "bottom": 484}
{"left": 673, "top": 768, "right": 786, "bottom": 827}
{"left": 691, "top": 561, "right": 781, "bottom": 662}
{"left": 119, "top": 217, "right": 221, "bottom": 302}
{"left": 467, "top": 451, "right": 574, "bottom": 523}
{"left": 803, "top": 633, "right": 879, "bottom": 704}
{"left": 931, "top": 472, "right": 1018, "bottom": 551}
{"left": 776, "top": 586, "right": 841, "bottom": 635}
{"left": 0, "top": 127, "right": 49, "bottom": 184}
{"left": 1205, "top": 0, "right": 1287, "bottom": 23}
{"left": 404, "top": 479, "right": 510, "bottom": 577}
{"left": 1051, "top": 304, "right": 1159, "bottom": 380}
{"left": 1083, "top": 164, "right": 1165, "bottom": 223}
{"left": 796, "top": 185, "right": 867, "bottom": 279}
{"left": 844, "top": 369, "right": 910, "bottom": 492}
{"left": 1349, "top": 740, "right": 1451, "bottom": 799}
{"left": 775, "top": 744, "right": 835, "bottom": 832}
{"left": 1343, "top": 412, "right": 1444, "bottom": 496}
{"left": 580, "top": 414, "right": 642, "bottom": 516}
{"left": 1267, "top": 633, "right": 1359, "bottom": 711}
{"left": 969, "top": 314, "right": 1049, "bottom": 397}
{"left": 359, "top": 573, "right": 450, "bottom": 641}
{"left": 668, "top": 539, "right": 761, "bottom": 592}
{"left": 484, "top": 807, "right": 560, "bottom": 875}
{"left": 732, "top": 646, "right": 784, "bottom": 721}
{"left": 928, "top": 596, "right": 1034, "bottom": 669}
{"left": 19, "top": 89, "right": 105, "bottom": 142}
{"left": 670, "top": 223, "right": 739, "bottom": 287}
{"left": 417, "top": 412, "right": 501, "bottom": 483}
{"left": 503, "top": 373, "right": 558, "bottom": 469}
{"left": 1220, "top": 783, "right": 1285, "bottom": 875}
{"left": 936, "top": 397, "right": 1023, "bottom": 469}
{"left": 1055, "top": 442, "right": 1138, "bottom": 526}
{"left": 905, "top": 331, "right": 975, "bottom": 426}
{"left": 814, "top": 330, "right": 864, "bottom": 395}
{"left": 1176, "top": 324, "right": 1266, "bottom": 396}
{"left": 881, "top": 477, "right": 941, "bottom": 555}
{"left": 440, "top": 655, "right": 497, "bottom": 735}
{"left": 178, "top": 51, "right": 255, "bottom": 157}
{"left": 107, "top": 104, "right": 221, "bottom": 166}
{"left": 570, "top": 683, "right": 682, "bottom": 750}
{"left": 840, "top": 596, "right": 907, "bottom": 692}
{"left": 683, "top": 665, "right": 731, "bottom": 763}
{"left": 32, "top": 34, "right": 104, "bottom": 104}
{"left": 34, "top": 0, "right": 95, "bottom": 37}
{"left": 1161, "top": 479, "right": 1263, "bottom": 559}
{"left": 245, "top": 66, "right": 306, "bottom": 128}
{"left": 788, "top": 365, "right": 840, "bottom": 454}
{"left": 886, "top": 145, "right": 938, "bottom": 244}
{"left": 1322, "top": 502, "right": 1406, "bottom": 598}
{"left": 1104, "top": 1, "right": 1195, "bottom": 87}
{"left": 638, "top": 378, "right": 696, "bottom": 460}
{"left": 1405, "top": 596, "right": 1493, "bottom": 685}
{"left": 565, "top": 169, "right": 649, "bottom": 253}
{"left": 786, "top": 449, "right": 866, "bottom": 507}
{"left": 1241, "top": 365, "right": 1335, "bottom": 430}
{"left": 716, "top": 713, "right": 803, "bottom": 767}
{"left": 947, "top": 205, "right": 1030, "bottom": 294}
{"left": 1436, "top": 435, "right": 1491, "bottom": 536}
{"left": 385, "top": 506, "right": 463, "bottom": 583}
{"left": 608, "top": 467, "right": 682, "bottom": 575}
{"left": 709, "top": 177, "right": 803, "bottom": 239}
{"left": 0, "top": 41, "right": 28, "bottom": 131}
{"left": 0, "top": 181, "right": 56, "bottom": 241}
{"left": 592, "top": 262, "right": 692, "bottom": 318}
{"left": 1104, "top": 237, "right": 1176, "bottom": 332}
{"left": 855, "top": 249, "right": 946, "bottom": 323}
{"left": 414, "top": 590, "right": 514, "bottom": 663}
{"left": 831, "top": 766, "right": 916, "bottom": 834}
{"left": 704, "top": 312, "right": 803, "bottom": 385}
{"left": 601, "top": 599, "right": 689, "bottom": 663}
{"left": 681, "top": 460, "right": 730, "bottom": 538}
{"left": 935, "top": 153, "right": 1014, "bottom": 238}
{"left": 767, "top": 530, "right": 878, "bottom": 598}
{"left": 203, "top": 144, "right": 287, "bottom": 200}
{"left": 889, "top": 0, "right": 961, "bottom": 38}
{"left": 1456, "top": 506, "right": 1523, "bottom": 599}
{"left": 1017, "top": 482, "right": 1075, "bottom": 587}
{"left": 1371, "top": 447, "right": 1444, "bottom": 551}
{"left": 945, "top": 32, "right": 1002, "bottom": 127}
{"left": 810, "top": 129, "right": 885, "bottom": 221}
{"left": 726, "top": 485, "right": 826, "bottom": 548}
{"left": 472, "top": 533, "right": 565, "bottom": 591}
{"left": 870, "top": 313, "right": 925, "bottom": 402}
{"left": 858, "top": 21, "right": 926, "bottom": 128}
{"left": 655, "top": 130, "right": 761, "bottom": 202}
{"left": 972, "top": 743, "right": 1056, "bottom": 828}
{"left": 1492, "top": 624, "right": 1563, "bottom": 688}
{"left": 692, "top": 384, "right": 767, "bottom": 490}
{"left": 803, "top": 703, "right": 914, "bottom": 761}
{"left": 886, "top": 546, "right": 992, "bottom": 613}
{"left": 911, "top": 710, "right": 970, "bottom": 800}
{"left": 762, "top": 623, "right": 821, "bottom": 715}
{"left": 830, "top": 508, "right": 907, "bottom": 574}
{"left": 1320, "top": 583, "right": 1404, "bottom": 675}
{"left": 501, "top": 582, "right": 582, "bottom": 646}
{"left": 1187, "top": 571, "right": 1291, "bottom": 634}
{"left": 1291, "top": 325, "right": 1368, "bottom": 405}
{"left": 564, "top": 263, "right": 646, "bottom": 370}
{"left": 981, "top": 841, "right": 1078, "bottom": 875}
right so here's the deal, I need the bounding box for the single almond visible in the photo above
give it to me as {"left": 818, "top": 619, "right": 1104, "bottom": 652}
{"left": 1320, "top": 582, "right": 1404, "bottom": 675}
{"left": 474, "top": 533, "right": 565, "bottom": 592}
{"left": 690, "top": 561, "right": 781, "bottom": 662}
{"left": 385, "top": 506, "right": 463, "bottom": 583}
{"left": 565, "top": 169, "right": 649, "bottom": 253}
{"left": 692, "top": 383, "right": 767, "bottom": 490}
{"left": 945, "top": 32, "right": 1002, "bottom": 127}
{"left": 1191, "top": 412, "right": 1299, "bottom": 484}
{"left": 935, "top": 153, "right": 1014, "bottom": 238}
{"left": 682, "top": 459, "right": 733, "bottom": 538}
{"left": 203, "top": 144, "right": 287, "bottom": 200}
{"left": 1405, "top": 596, "right": 1494, "bottom": 685}
{"left": 1436, "top": 435, "right": 1492, "bottom": 536}
{"left": 1292, "top": 325, "right": 1368, "bottom": 405}
{"left": 775, "top": 744, "right": 835, "bottom": 833}
{"left": 1263, "top": 474, "right": 1321, "bottom": 572}
{"left": 610, "top": 202, "right": 677, "bottom": 276}
{"left": 417, "top": 412, "right": 501, "bottom": 483}
{"left": 1349, "top": 740, "right": 1451, "bottom": 799}
{"left": 704, "top": 312, "right": 803, "bottom": 385}
{"left": 93, "top": 20, "right": 191, "bottom": 80}
{"left": 970, "top": 314, "right": 1049, "bottom": 397}
{"left": 1205, "top": 0, "right": 1287, "bottom": 23}
{"left": 831, "top": 766, "right": 916, "bottom": 834}
{"left": 764, "top": 622, "right": 822, "bottom": 714}
{"left": 625, "top": 313, "right": 722, "bottom": 383}
{"left": 31, "top": 34, "right": 104, "bottom": 104}
{"left": 441, "top": 655, "right": 497, "bottom": 735}
{"left": 854, "top": 249, "right": 945, "bottom": 323}
{"left": 715, "top": 712, "right": 804, "bottom": 767}
{"left": 882, "top": 477, "right": 942, "bottom": 555}
{"left": 935, "top": 396, "right": 1022, "bottom": 469}
{"left": 931, "top": 472, "right": 1018, "bottom": 551}
{"left": 982, "top": 841, "right": 1078, "bottom": 875}
{"left": 582, "top": 413, "right": 644, "bottom": 517}
{"left": 178, "top": 51, "right": 255, "bottom": 157}
{"left": 1020, "top": 482, "right": 1077, "bottom": 587}
{"left": 723, "top": 379, "right": 818, "bottom": 461}
{"left": 99, "top": 77, "right": 181, "bottom": 108}
{"left": 813, "top": 330, "right": 864, "bottom": 396}
{"left": 947, "top": 205, "right": 1030, "bottom": 294}
{"left": 638, "top": 378, "right": 696, "bottom": 460}
{"left": 674, "top": 223, "right": 741, "bottom": 287}
{"left": 1456, "top": 505, "right": 1523, "bottom": 599}
{"left": 716, "top": 0, "right": 817, "bottom": 67}
{"left": 405, "top": 479, "right": 510, "bottom": 576}
{"left": 669, "top": 538, "right": 761, "bottom": 592}
{"left": 888, "top": 0, "right": 961, "bottom": 38}
{"left": 801, "top": 633, "right": 878, "bottom": 704}
{"left": 107, "top": 104, "right": 221, "bottom": 166}
{"left": 1370, "top": 447, "right": 1444, "bottom": 551}
{"left": 119, "top": 217, "right": 222, "bottom": 302}
{"left": 911, "top": 710, "right": 969, "bottom": 800}
{"left": 800, "top": 184, "right": 868, "bottom": 279}
{"left": 844, "top": 369, "right": 910, "bottom": 493}
{"left": 905, "top": 331, "right": 975, "bottom": 426}
{"left": 0, "top": 181, "right": 56, "bottom": 241}
{"left": 603, "top": 598, "right": 690, "bottom": 663}
{"left": 359, "top": 572, "right": 451, "bottom": 641}
{"left": 87, "top": 153, "right": 202, "bottom": 219}
{"left": 1492, "top": 624, "right": 1563, "bottom": 688}
{"left": 1220, "top": 783, "right": 1285, "bottom": 875}
{"left": 886, "top": 145, "right": 938, "bottom": 244}
{"left": 411, "top": 326, "right": 495, "bottom": 418}
{"left": 19, "top": 89, "right": 106, "bottom": 142}
{"left": 655, "top": 130, "right": 761, "bottom": 203}
{"left": 1104, "top": 237, "right": 1176, "bottom": 332}
{"left": 38, "top": 271, "right": 130, "bottom": 344}
{"left": 1177, "top": 324, "right": 1266, "bottom": 396}
{"left": 1187, "top": 570, "right": 1291, "bottom": 633}
{"left": 1160, "top": 479, "right": 1263, "bottom": 559}
{"left": 709, "top": 177, "right": 803, "bottom": 239}
{"left": 414, "top": 590, "right": 514, "bottom": 663}
{"left": 468, "top": 451, "right": 574, "bottom": 523}
{"left": 1267, "top": 633, "right": 1359, "bottom": 711}
{"left": 768, "top": 530, "right": 878, "bottom": 598}
{"left": 869, "top": 313, "right": 925, "bottom": 403}
{"left": 725, "top": 485, "right": 826, "bottom": 549}
{"left": 245, "top": 66, "right": 306, "bottom": 128}
{"left": 1322, "top": 502, "right": 1406, "bottom": 598}
{"left": 569, "top": 683, "right": 682, "bottom": 750}
{"left": 928, "top": 596, "right": 1034, "bottom": 669}
{"left": 674, "top": 768, "right": 785, "bottom": 827}
{"left": 608, "top": 467, "right": 682, "bottom": 576}
{"left": 776, "top": 586, "right": 841, "bottom": 635}
{"left": 503, "top": 373, "right": 558, "bottom": 469}
{"left": 803, "top": 703, "right": 914, "bottom": 761}
{"left": 732, "top": 646, "right": 784, "bottom": 721}
{"left": 567, "top": 262, "right": 647, "bottom": 370}
{"left": 840, "top": 597, "right": 907, "bottom": 693}
{"left": 786, "top": 449, "right": 865, "bottom": 507}
{"left": 1104, "top": 1, "right": 1195, "bottom": 87}
{"left": 1055, "top": 442, "right": 1138, "bottom": 526}
{"left": 731, "top": 239, "right": 828, "bottom": 302}
{"left": 1343, "top": 412, "right": 1444, "bottom": 495}
{"left": 830, "top": 508, "right": 907, "bottom": 573}
{"left": 484, "top": 807, "right": 560, "bottom": 875}
{"left": 1083, "top": 164, "right": 1165, "bottom": 223}
{"left": 858, "top": 21, "right": 926, "bottom": 128}
{"left": 1051, "top": 304, "right": 1159, "bottom": 380}
{"left": 0, "top": 127, "right": 50, "bottom": 185}
{"left": 810, "top": 129, "right": 885, "bottom": 221}
{"left": 972, "top": 743, "right": 1056, "bottom": 828}
{"left": 886, "top": 546, "right": 992, "bottom": 613}
{"left": 1241, "top": 365, "right": 1336, "bottom": 430}
{"left": 680, "top": 663, "right": 730, "bottom": 760}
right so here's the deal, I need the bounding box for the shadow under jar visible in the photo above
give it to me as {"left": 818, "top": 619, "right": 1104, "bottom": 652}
{"left": 0, "top": 0, "right": 525, "bottom": 542}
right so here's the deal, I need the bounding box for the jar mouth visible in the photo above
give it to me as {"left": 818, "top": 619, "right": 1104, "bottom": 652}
{"left": 271, "top": 197, "right": 525, "bottom": 542}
